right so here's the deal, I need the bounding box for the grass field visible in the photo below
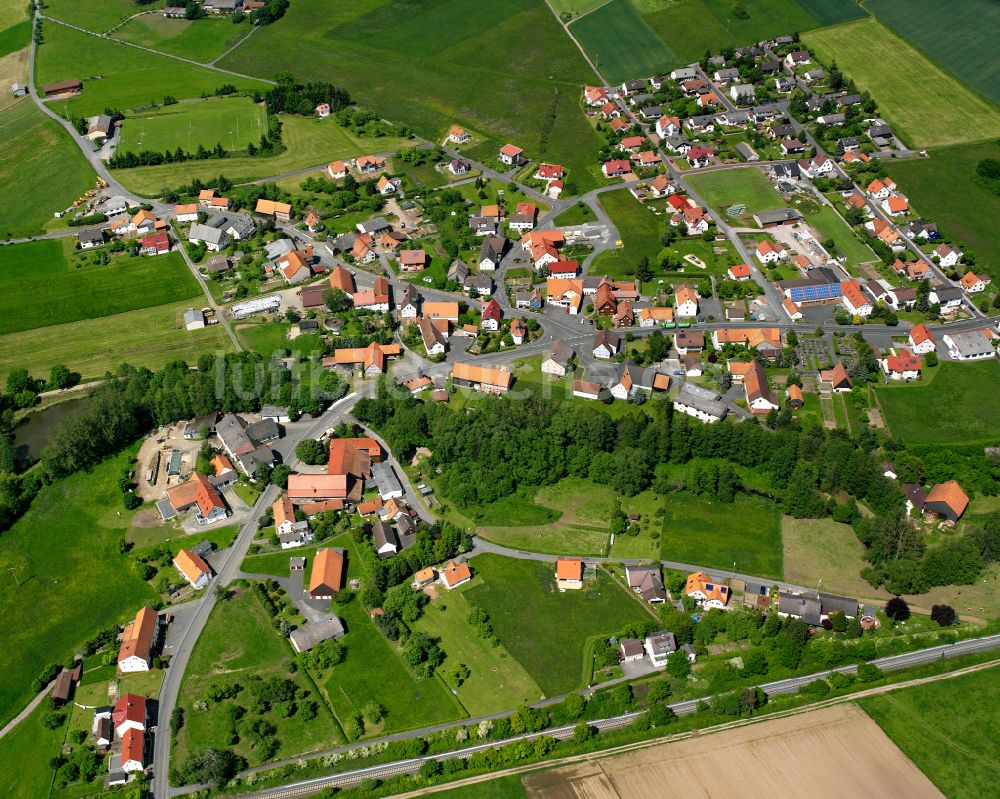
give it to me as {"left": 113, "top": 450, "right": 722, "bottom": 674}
{"left": 463, "top": 554, "right": 650, "bottom": 696}
{"left": 422, "top": 775, "right": 528, "bottom": 799}
{"left": 552, "top": 202, "right": 597, "bottom": 227}
{"left": 0, "top": 299, "right": 233, "bottom": 384}
{"left": 860, "top": 665, "right": 1000, "bottom": 799}
{"left": 43, "top": 0, "right": 142, "bottom": 32}
{"left": 219, "top": 0, "right": 606, "bottom": 194}
{"left": 113, "top": 15, "right": 254, "bottom": 62}
{"left": 875, "top": 361, "right": 1000, "bottom": 445}
{"left": 802, "top": 19, "right": 1000, "bottom": 148}
{"left": 867, "top": 0, "right": 1000, "bottom": 105}
{"left": 0, "top": 99, "right": 96, "bottom": 238}
{"left": 0, "top": 699, "right": 69, "bottom": 798}
{"left": 808, "top": 204, "right": 877, "bottom": 265}
{"left": 174, "top": 588, "right": 341, "bottom": 767}
{"left": 114, "top": 113, "right": 411, "bottom": 196}
{"left": 595, "top": 187, "right": 662, "bottom": 265}
{"left": 0, "top": 449, "right": 158, "bottom": 727}
{"left": 0, "top": 19, "right": 28, "bottom": 58}
{"left": 569, "top": 0, "right": 677, "bottom": 84}
{"left": 35, "top": 22, "right": 268, "bottom": 117}
{"left": 640, "top": 0, "right": 846, "bottom": 65}
{"left": 0, "top": 240, "right": 201, "bottom": 335}
{"left": 885, "top": 141, "right": 1000, "bottom": 282}
{"left": 118, "top": 96, "right": 267, "bottom": 154}
{"left": 237, "top": 322, "right": 327, "bottom": 358}
{"left": 411, "top": 587, "right": 543, "bottom": 714}
{"left": 686, "top": 168, "right": 785, "bottom": 216}
{"left": 781, "top": 516, "right": 880, "bottom": 599}
{"left": 659, "top": 492, "right": 783, "bottom": 579}
{"left": 478, "top": 477, "right": 614, "bottom": 556}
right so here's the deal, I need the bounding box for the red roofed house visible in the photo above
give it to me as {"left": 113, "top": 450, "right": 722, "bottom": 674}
{"left": 166, "top": 473, "right": 228, "bottom": 526}
{"left": 620, "top": 135, "right": 645, "bottom": 153}
{"left": 882, "top": 348, "right": 921, "bottom": 381}
{"left": 439, "top": 560, "right": 472, "bottom": 590}
{"left": 112, "top": 694, "right": 147, "bottom": 737}
{"left": 534, "top": 163, "right": 564, "bottom": 181}
{"left": 820, "top": 362, "right": 852, "bottom": 392}
{"left": 728, "top": 263, "right": 751, "bottom": 281}
{"left": 555, "top": 558, "right": 584, "bottom": 591}
{"left": 120, "top": 728, "right": 145, "bottom": 774}
{"left": 584, "top": 85, "right": 608, "bottom": 106}
{"left": 685, "top": 572, "right": 730, "bottom": 609}
{"left": 447, "top": 125, "right": 469, "bottom": 144}
{"left": 602, "top": 159, "right": 632, "bottom": 178}
{"left": 309, "top": 547, "right": 345, "bottom": 599}
{"left": 960, "top": 271, "right": 988, "bottom": 294}
{"left": 841, "top": 281, "right": 873, "bottom": 317}
{"left": 140, "top": 232, "right": 170, "bottom": 255}
{"left": 481, "top": 298, "right": 502, "bottom": 331}
{"left": 398, "top": 249, "right": 427, "bottom": 272}
{"left": 499, "top": 143, "right": 524, "bottom": 166}
{"left": 923, "top": 480, "right": 969, "bottom": 523}
{"left": 881, "top": 196, "right": 909, "bottom": 217}
{"left": 687, "top": 146, "right": 714, "bottom": 168}
{"left": 908, "top": 323, "right": 935, "bottom": 354}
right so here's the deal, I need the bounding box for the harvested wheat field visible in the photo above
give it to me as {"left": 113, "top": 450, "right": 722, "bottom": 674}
{"left": 523, "top": 704, "right": 943, "bottom": 799}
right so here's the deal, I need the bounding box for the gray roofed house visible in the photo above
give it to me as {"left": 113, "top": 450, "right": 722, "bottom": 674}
{"left": 289, "top": 617, "right": 346, "bottom": 653}
{"left": 819, "top": 592, "right": 858, "bottom": 618}
{"left": 629, "top": 93, "right": 655, "bottom": 107}
{"left": 11, "top": 82, "right": 27, "bottom": 97}
{"left": 817, "top": 112, "right": 846, "bottom": 125}
{"left": 837, "top": 93, "right": 862, "bottom": 107}
{"left": 674, "top": 383, "right": 728, "bottom": 422}
{"left": 670, "top": 67, "right": 699, "bottom": 81}
{"left": 544, "top": 339, "right": 575, "bottom": 372}
{"left": 464, "top": 273, "right": 493, "bottom": 295}
{"left": 468, "top": 216, "right": 497, "bottom": 236}
{"left": 714, "top": 67, "right": 739, "bottom": 82}
{"left": 625, "top": 565, "right": 667, "bottom": 604}
{"left": 735, "top": 142, "right": 759, "bottom": 161}
{"left": 326, "top": 233, "right": 355, "bottom": 254}
{"left": 223, "top": 214, "right": 256, "bottom": 240}
{"left": 264, "top": 238, "right": 295, "bottom": 260}
{"left": 246, "top": 418, "right": 280, "bottom": 443}
{"left": 838, "top": 136, "right": 860, "bottom": 151}
{"left": 77, "top": 228, "right": 105, "bottom": 248}
{"left": 684, "top": 114, "right": 716, "bottom": 131}
{"left": 188, "top": 222, "right": 228, "bottom": 249}
{"left": 88, "top": 114, "right": 114, "bottom": 139}
{"left": 204, "top": 254, "right": 231, "bottom": 273}
{"left": 238, "top": 446, "right": 275, "bottom": 477}
{"left": 662, "top": 134, "right": 692, "bottom": 153}
{"left": 760, "top": 59, "right": 782, "bottom": 74}
{"left": 777, "top": 591, "right": 822, "bottom": 626}
{"left": 447, "top": 259, "right": 469, "bottom": 283}
{"left": 373, "top": 519, "right": 401, "bottom": 557}
{"left": 753, "top": 208, "right": 804, "bottom": 227}
{"left": 97, "top": 195, "right": 130, "bottom": 216}
{"left": 357, "top": 217, "right": 391, "bottom": 235}
{"left": 717, "top": 109, "right": 750, "bottom": 126}
{"left": 644, "top": 631, "right": 677, "bottom": 667}
{"left": 774, "top": 76, "right": 796, "bottom": 93}
{"left": 479, "top": 234, "right": 506, "bottom": 269}
{"left": 639, "top": 105, "right": 663, "bottom": 120}
{"left": 183, "top": 308, "right": 205, "bottom": 330}
{"left": 730, "top": 84, "right": 756, "bottom": 102}
{"left": 371, "top": 461, "right": 403, "bottom": 500}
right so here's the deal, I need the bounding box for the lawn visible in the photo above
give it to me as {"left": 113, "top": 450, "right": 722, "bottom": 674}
{"left": 423, "top": 775, "right": 528, "bottom": 799}
{"left": 114, "top": 113, "right": 411, "bottom": 196}
{"left": 595, "top": 186, "right": 663, "bottom": 266}
{"left": 802, "top": 19, "right": 1000, "bottom": 147}
{"left": 411, "top": 587, "right": 543, "bottom": 714}
{"left": 131, "top": 524, "right": 239, "bottom": 558}
{"left": 43, "top": 0, "right": 142, "bottom": 32}
{"left": 173, "top": 588, "right": 342, "bottom": 767}
{"left": 569, "top": 0, "right": 677, "bottom": 84}
{"left": 659, "top": 492, "right": 783, "bottom": 579}
{"left": 0, "top": 240, "right": 201, "bottom": 335}
{"left": 478, "top": 477, "right": 613, "bottom": 556}
{"left": 0, "top": 299, "right": 234, "bottom": 384}
{"left": 781, "top": 516, "right": 881, "bottom": 600}
{"left": 860, "top": 665, "right": 1000, "bottom": 799}
{"left": 113, "top": 15, "right": 254, "bottom": 62}
{"left": 219, "top": 0, "right": 606, "bottom": 194}
{"left": 0, "top": 449, "right": 158, "bottom": 727}
{"left": 875, "top": 360, "right": 1000, "bottom": 445}
{"left": 885, "top": 141, "right": 1000, "bottom": 282}
{"left": 34, "top": 22, "right": 269, "bottom": 118}
{"left": 0, "top": 99, "right": 96, "bottom": 239}
{"left": 0, "top": 699, "right": 70, "bottom": 799}
{"left": 640, "top": 0, "right": 839, "bottom": 64}
{"left": 118, "top": 96, "right": 267, "bottom": 155}
{"left": 463, "top": 554, "right": 650, "bottom": 696}
{"left": 685, "top": 167, "right": 785, "bottom": 217}
{"left": 552, "top": 201, "right": 597, "bottom": 227}
{"left": 808, "top": 204, "right": 876, "bottom": 265}
{"left": 867, "top": 0, "right": 1000, "bottom": 105}
{"left": 237, "top": 322, "right": 327, "bottom": 358}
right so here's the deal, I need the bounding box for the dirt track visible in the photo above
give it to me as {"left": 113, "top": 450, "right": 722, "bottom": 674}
{"left": 523, "top": 704, "right": 943, "bottom": 799}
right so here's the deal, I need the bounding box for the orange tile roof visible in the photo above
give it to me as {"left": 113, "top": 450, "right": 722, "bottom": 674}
{"left": 287, "top": 473, "right": 348, "bottom": 500}
{"left": 174, "top": 548, "right": 211, "bottom": 584}
{"left": 309, "top": 548, "right": 344, "bottom": 595}
{"left": 556, "top": 558, "right": 583, "bottom": 581}
{"left": 121, "top": 727, "right": 144, "bottom": 766}
{"left": 423, "top": 301, "right": 459, "bottom": 320}
{"left": 451, "top": 362, "right": 512, "bottom": 389}
{"left": 499, "top": 143, "right": 523, "bottom": 157}
{"left": 884, "top": 196, "right": 908, "bottom": 213}
{"left": 441, "top": 560, "right": 472, "bottom": 587}
{"left": 714, "top": 327, "right": 782, "bottom": 349}
{"left": 728, "top": 263, "right": 751, "bottom": 279}
{"left": 925, "top": 480, "right": 969, "bottom": 518}
{"left": 210, "top": 453, "right": 233, "bottom": 476}
{"left": 961, "top": 271, "right": 982, "bottom": 289}
{"left": 909, "top": 323, "right": 933, "bottom": 346}
{"left": 787, "top": 384, "right": 803, "bottom": 403}
{"left": 167, "top": 473, "right": 225, "bottom": 518}
{"left": 841, "top": 280, "right": 869, "bottom": 310}
{"left": 255, "top": 198, "right": 292, "bottom": 216}
{"left": 300, "top": 499, "right": 344, "bottom": 515}
{"left": 326, "top": 438, "right": 372, "bottom": 478}
{"left": 357, "top": 497, "right": 384, "bottom": 515}
{"left": 329, "top": 265, "right": 355, "bottom": 293}
{"left": 273, "top": 494, "right": 294, "bottom": 529}
{"left": 414, "top": 566, "right": 435, "bottom": 584}
{"left": 117, "top": 606, "right": 157, "bottom": 666}
{"left": 685, "top": 571, "right": 730, "bottom": 604}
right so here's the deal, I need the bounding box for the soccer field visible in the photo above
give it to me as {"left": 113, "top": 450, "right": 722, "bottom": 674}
{"left": 118, "top": 96, "right": 267, "bottom": 154}
{"left": 803, "top": 19, "right": 1000, "bottom": 148}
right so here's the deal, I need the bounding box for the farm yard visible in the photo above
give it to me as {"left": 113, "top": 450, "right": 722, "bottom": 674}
{"left": 875, "top": 361, "right": 1000, "bottom": 445}
{"left": 34, "top": 23, "right": 268, "bottom": 118}
{"left": 867, "top": 0, "right": 1000, "bottom": 105}
{"left": 0, "top": 99, "right": 96, "bottom": 239}
{"left": 463, "top": 555, "right": 650, "bottom": 697}
{"left": 114, "top": 113, "right": 411, "bottom": 196}
{"left": 0, "top": 240, "right": 200, "bottom": 335}
{"left": 522, "top": 703, "right": 947, "bottom": 798}
{"left": 0, "top": 450, "right": 157, "bottom": 729}
{"left": 802, "top": 19, "right": 1000, "bottom": 148}
{"left": 112, "top": 14, "right": 255, "bottom": 63}
{"left": 117, "top": 96, "right": 267, "bottom": 155}
{"left": 0, "top": 300, "right": 233, "bottom": 384}
{"left": 218, "top": 0, "right": 605, "bottom": 194}
{"left": 172, "top": 588, "right": 342, "bottom": 767}
{"left": 659, "top": 493, "right": 783, "bottom": 579}
{"left": 568, "top": 0, "right": 677, "bottom": 85}
{"left": 860, "top": 665, "right": 1000, "bottom": 799}
{"left": 885, "top": 140, "right": 1000, "bottom": 283}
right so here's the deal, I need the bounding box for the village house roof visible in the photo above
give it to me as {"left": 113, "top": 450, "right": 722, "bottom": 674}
{"left": 174, "top": 548, "right": 212, "bottom": 585}
{"left": 925, "top": 480, "right": 969, "bottom": 519}
{"left": 117, "top": 607, "right": 158, "bottom": 666}
{"left": 167, "top": 473, "right": 225, "bottom": 517}
{"left": 556, "top": 558, "right": 583, "bottom": 581}
{"left": 441, "top": 560, "right": 472, "bottom": 587}
{"left": 309, "top": 548, "right": 345, "bottom": 595}
{"left": 451, "top": 362, "right": 513, "bottom": 389}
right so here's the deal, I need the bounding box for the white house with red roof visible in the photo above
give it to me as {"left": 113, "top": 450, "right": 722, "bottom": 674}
{"left": 727, "top": 263, "right": 751, "bottom": 281}
{"left": 498, "top": 144, "right": 524, "bottom": 166}
{"left": 881, "top": 349, "right": 921, "bottom": 381}
{"left": 935, "top": 244, "right": 962, "bottom": 268}
{"left": 908, "top": 323, "right": 935, "bottom": 354}
{"left": 686, "top": 146, "right": 714, "bottom": 168}
{"left": 655, "top": 115, "right": 681, "bottom": 138}
{"left": 112, "top": 694, "right": 147, "bottom": 737}
{"left": 866, "top": 178, "right": 895, "bottom": 200}
{"left": 481, "top": 298, "right": 502, "bottom": 331}
{"left": 584, "top": 86, "right": 608, "bottom": 106}
{"left": 534, "top": 163, "right": 564, "bottom": 182}
{"left": 755, "top": 240, "right": 786, "bottom": 264}
{"left": 841, "top": 281, "right": 873, "bottom": 317}
{"left": 602, "top": 159, "right": 632, "bottom": 178}
{"left": 960, "top": 271, "right": 988, "bottom": 294}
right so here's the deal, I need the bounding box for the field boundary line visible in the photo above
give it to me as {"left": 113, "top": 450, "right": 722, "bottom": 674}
{"left": 380, "top": 658, "right": 1000, "bottom": 799}
{"left": 565, "top": 0, "right": 616, "bottom": 25}
{"left": 539, "top": 0, "right": 607, "bottom": 85}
